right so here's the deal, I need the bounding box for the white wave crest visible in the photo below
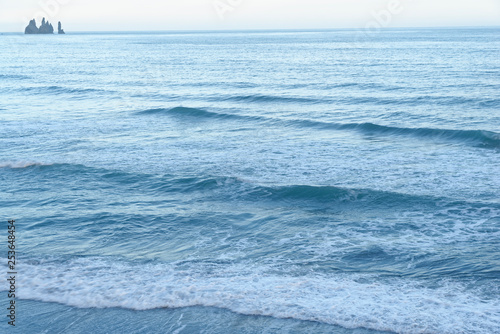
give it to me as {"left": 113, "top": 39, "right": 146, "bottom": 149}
{"left": 0, "top": 161, "right": 53, "bottom": 169}
{"left": 12, "top": 257, "right": 500, "bottom": 334}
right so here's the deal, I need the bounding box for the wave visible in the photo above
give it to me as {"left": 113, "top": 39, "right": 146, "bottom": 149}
{"left": 478, "top": 98, "right": 500, "bottom": 108}
{"left": 58, "top": 164, "right": 404, "bottom": 205}
{"left": 294, "top": 120, "right": 500, "bottom": 149}
{"left": 12, "top": 256, "right": 500, "bottom": 334}
{"left": 340, "top": 95, "right": 500, "bottom": 107}
{"left": 0, "top": 74, "right": 31, "bottom": 80}
{"left": 244, "top": 183, "right": 383, "bottom": 205}
{"left": 21, "top": 85, "right": 106, "bottom": 96}
{"left": 10, "top": 162, "right": 497, "bottom": 210}
{"left": 209, "top": 93, "right": 499, "bottom": 108}
{"left": 177, "top": 81, "right": 258, "bottom": 89}
{"left": 135, "top": 106, "right": 499, "bottom": 149}
{"left": 346, "top": 123, "right": 500, "bottom": 149}
{"left": 147, "top": 176, "right": 378, "bottom": 204}
{"left": 136, "top": 107, "right": 262, "bottom": 122}
{"left": 218, "top": 94, "right": 321, "bottom": 104}
{"left": 228, "top": 182, "right": 500, "bottom": 211}
{"left": 0, "top": 161, "right": 55, "bottom": 169}
{"left": 137, "top": 106, "right": 230, "bottom": 118}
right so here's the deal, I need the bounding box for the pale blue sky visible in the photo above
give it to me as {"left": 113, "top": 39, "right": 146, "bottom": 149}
{"left": 1, "top": 0, "right": 499, "bottom": 32}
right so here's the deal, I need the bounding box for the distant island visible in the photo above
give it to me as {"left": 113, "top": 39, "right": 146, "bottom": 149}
{"left": 25, "top": 18, "right": 65, "bottom": 34}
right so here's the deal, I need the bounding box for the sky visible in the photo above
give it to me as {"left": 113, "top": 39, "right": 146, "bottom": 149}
{"left": 0, "top": 0, "right": 499, "bottom": 32}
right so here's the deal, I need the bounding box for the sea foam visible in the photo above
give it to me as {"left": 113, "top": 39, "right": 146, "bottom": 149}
{"left": 12, "top": 257, "right": 500, "bottom": 334}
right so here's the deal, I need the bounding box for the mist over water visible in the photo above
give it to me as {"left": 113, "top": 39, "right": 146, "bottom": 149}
{"left": 1, "top": 28, "right": 499, "bottom": 333}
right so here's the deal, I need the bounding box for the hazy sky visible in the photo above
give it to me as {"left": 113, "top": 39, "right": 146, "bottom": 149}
{"left": 1, "top": 0, "right": 499, "bottom": 32}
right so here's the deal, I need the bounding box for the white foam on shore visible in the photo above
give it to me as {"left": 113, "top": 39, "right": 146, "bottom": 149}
{"left": 11, "top": 257, "right": 500, "bottom": 334}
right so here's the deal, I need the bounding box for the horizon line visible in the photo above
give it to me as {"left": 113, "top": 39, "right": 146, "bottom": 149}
{"left": 2, "top": 24, "right": 500, "bottom": 35}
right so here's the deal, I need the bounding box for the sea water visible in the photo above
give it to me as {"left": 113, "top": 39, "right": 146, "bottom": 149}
{"left": 0, "top": 28, "right": 499, "bottom": 333}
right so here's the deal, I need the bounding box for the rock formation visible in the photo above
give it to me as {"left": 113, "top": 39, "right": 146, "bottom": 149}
{"left": 24, "top": 19, "right": 39, "bottom": 34}
{"left": 38, "top": 18, "right": 54, "bottom": 34}
{"left": 24, "top": 18, "right": 58, "bottom": 34}
{"left": 58, "top": 21, "right": 65, "bottom": 34}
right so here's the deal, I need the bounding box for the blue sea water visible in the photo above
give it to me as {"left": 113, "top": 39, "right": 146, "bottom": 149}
{"left": 0, "top": 28, "right": 499, "bottom": 333}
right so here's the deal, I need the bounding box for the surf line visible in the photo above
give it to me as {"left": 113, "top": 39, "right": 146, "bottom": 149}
{"left": 6, "top": 219, "right": 16, "bottom": 327}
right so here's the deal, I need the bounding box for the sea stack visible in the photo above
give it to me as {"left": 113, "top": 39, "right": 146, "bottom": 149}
{"left": 24, "top": 18, "right": 56, "bottom": 34}
{"left": 38, "top": 18, "right": 54, "bottom": 34}
{"left": 58, "top": 21, "right": 65, "bottom": 34}
{"left": 24, "top": 19, "right": 39, "bottom": 34}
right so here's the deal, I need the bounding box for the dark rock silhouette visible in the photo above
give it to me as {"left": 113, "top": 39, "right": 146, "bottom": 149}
{"left": 24, "top": 19, "right": 39, "bottom": 34}
{"left": 38, "top": 18, "right": 54, "bottom": 34}
{"left": 24, "top": 18, "right": 57, "bottom": 34}
{"left": 58, "top": 21, "right": 65, "bottom": 34}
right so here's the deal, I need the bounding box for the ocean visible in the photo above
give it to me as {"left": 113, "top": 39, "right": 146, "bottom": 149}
{"left": 0, "top": 28, "right": 499, "bottom": 333}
